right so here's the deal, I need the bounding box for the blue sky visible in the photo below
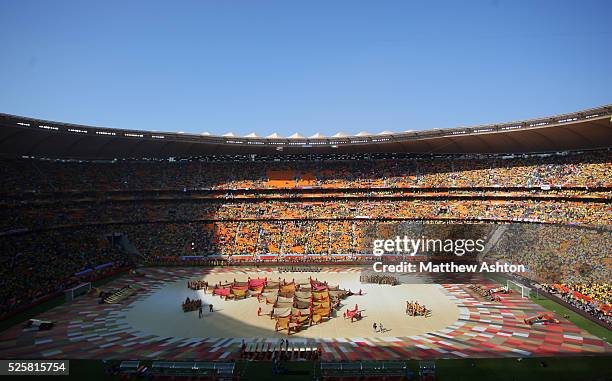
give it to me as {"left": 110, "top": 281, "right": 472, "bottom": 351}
{"left": 1, "top": 1, "right": 610, "bottom": 137}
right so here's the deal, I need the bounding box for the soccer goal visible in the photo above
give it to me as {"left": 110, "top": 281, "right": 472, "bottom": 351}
{"left": 507, "top": 279, "right": 531, "bottom": 299}
{"left": 65, "top": 282, "right": 92, "bottom": 302}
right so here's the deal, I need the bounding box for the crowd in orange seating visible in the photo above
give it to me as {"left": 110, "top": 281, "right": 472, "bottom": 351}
{"left": 1, "top": 151, "right": 609, "bottom": 193}
{"left": 1, "top": 150, "right": 609, "bottom": 318}
{"left": 542, "top": 283, "right": 611, "bottom": 325}
{"left": 2, "top": 198, "right": 609, "bottom": 236}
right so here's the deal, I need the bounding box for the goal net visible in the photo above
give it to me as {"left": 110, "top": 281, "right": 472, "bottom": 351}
{"left": 507, "top": 280, "right": 531, "bottom": 299}
{"left": 65, "top": 282, "right": 92, "bottom": 302}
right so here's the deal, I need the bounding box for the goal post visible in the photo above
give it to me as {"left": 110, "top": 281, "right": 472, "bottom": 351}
{"left": 65, "top": 282, "right": 92, "bottom": 302}
{"left": 507, "top": 279, "right": 531, "bottom": 299}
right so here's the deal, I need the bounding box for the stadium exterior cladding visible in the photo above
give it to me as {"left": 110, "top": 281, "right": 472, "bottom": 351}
{"left": 0, "top": 105, "right": 610, "bottom": 159}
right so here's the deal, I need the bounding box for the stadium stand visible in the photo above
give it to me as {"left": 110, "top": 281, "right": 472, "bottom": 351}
{"left": 0, "top": 108, "right": 610, "bottom": 325}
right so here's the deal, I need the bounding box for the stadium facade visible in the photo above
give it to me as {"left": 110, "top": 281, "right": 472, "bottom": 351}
{"left": 0, "top": 105, "right": 610, "bottom": 158}
{"left": 0, "top": 106, "right": 610, "bottom": 378}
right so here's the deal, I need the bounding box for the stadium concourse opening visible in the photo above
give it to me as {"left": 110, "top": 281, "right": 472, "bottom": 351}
{"left": 0, "top": 107, "right": 610, "bottom": 380}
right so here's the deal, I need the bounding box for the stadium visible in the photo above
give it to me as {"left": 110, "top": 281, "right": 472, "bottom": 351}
{"left": 0, "top": 106, "right": 610, "bottom": 380}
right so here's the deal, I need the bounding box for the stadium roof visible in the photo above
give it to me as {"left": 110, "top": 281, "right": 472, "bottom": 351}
{"left": 0, "top": 105, "right": 610, "bottom": 159}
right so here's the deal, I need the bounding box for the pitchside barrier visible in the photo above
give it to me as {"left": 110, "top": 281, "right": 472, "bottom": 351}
{"left": 149, "top": 361, "right": 234, "bottom": 378}
{"left": 243, "top": 342, "right": 320, "bottom": 360}
{"left": 116, "top": 361, "right": 235, "bottom": 379}
{"left": 321, "top": 361, "right": 408, "bottom": 378}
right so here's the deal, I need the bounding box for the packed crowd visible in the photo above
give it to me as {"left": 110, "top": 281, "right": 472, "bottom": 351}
{"left": 0, "top": 226, "right": 133, "bottom": 317}
{"left": 491, "top": 224, "right": 611, "bottom": 284}
{"left": 1, "top": 150, "right": 609, "bottom": 318}
{"left": 2, "top": 222, "right": 609, "bottom": 316}
{"left": 279, "top": 266, "right": 322, "bottom": 273}
{"left": 491, "top": 225, "right": 610, "bottom": 323}
{"left": 1, "top": 150, "right": 610, "bottom": 193}
{"left": 360, "top": 274, "right": 400, "bottom": 286}
{"left": 77, "top": 221, "right": 488, "bottom": 257}
{"left": 542, "top": 283, "right": 611, "bottom": 325}
{"left": 2, "top": 197, "right": 609, "bottom": 235}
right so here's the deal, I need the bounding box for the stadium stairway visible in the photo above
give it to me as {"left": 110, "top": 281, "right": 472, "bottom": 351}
{"left": 478, "top": 224, "right": 509, "bottom": 262}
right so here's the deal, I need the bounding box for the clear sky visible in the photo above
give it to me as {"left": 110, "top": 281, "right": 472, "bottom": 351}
{"left": 1, "top": 1, "right": 610, "bottom": 137}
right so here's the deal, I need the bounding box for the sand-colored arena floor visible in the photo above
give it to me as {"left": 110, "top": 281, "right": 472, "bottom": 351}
{"left": 124, "top": 270, "right": 459, "bottom": 339}
{"left": 1, "top": 266, "right": 609, "bottom": 361}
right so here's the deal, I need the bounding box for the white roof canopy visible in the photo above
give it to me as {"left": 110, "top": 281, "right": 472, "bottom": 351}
{"left": 309, "top": 132, "right": 326, "bottom": 138}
